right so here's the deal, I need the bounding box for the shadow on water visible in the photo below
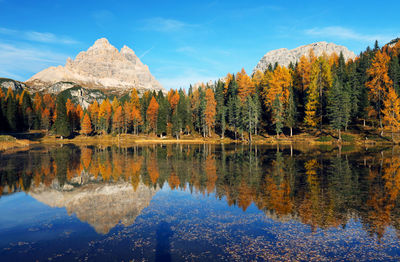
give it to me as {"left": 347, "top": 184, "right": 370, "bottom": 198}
{"left": 155, "top": 221, "right": 172, "bottom": 262}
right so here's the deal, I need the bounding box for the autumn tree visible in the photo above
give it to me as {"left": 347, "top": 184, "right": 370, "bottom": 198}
{"left": 204, "top": 88, "right": 216, "bottom": 137}
{"left": 382, "top": 87, "right": 400, "bottom": 140}
{"left": 146, "top": 96, "right": 159, "bottom": 133}
{"left": 168, "top": 89, "right": 180, "bottom": 113}
{"left": 304, "top": 56, "right": 332, "bottom": 128}
{"left": 81, "top": 113, "right": 92, "bottom": 136}
{"left": 88, "top": 100, "right": 99, "bottom": 131}
{"left": 98, "top": 99, "right": 112, "bottom": 134}
{"left": 366, "top": 50, "right": 393, "bottom": 129}
{"left": 237, "top": 68, "right": 255, "bottom": 101}
{"left": 262, "top": 65, "right": 292, "bottom": 108}
{"left": 112, "top": 105, "right": 124, "bottom": 134}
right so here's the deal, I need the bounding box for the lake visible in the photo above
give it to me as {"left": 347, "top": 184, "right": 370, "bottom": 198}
{"left": 1, "top": 144, "right": 400, "bottom": 261}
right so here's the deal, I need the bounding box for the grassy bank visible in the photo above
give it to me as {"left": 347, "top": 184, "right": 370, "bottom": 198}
{"left": 1, "top": 125, "right": 398, "bottom": 150}
{"left": 0, "top": 135, "right": 33, "bottom": 151}
{"left": 38, "top": 128, "right": 398, "bottom": 146}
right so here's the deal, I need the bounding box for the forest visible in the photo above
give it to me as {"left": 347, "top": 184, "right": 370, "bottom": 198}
{"left": 1, "top": 40, "right": 400, "bottom": 142}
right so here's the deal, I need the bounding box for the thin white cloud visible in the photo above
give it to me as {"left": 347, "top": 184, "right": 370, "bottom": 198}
{"left": 139, "top": 46, "right": 155, "bottom": 59}
{"left": 25, "top": 31, "right": 78, "bottom": 44}
{"left": 305, "top": 26, "right": 397, "bottom": 43}
{"left": 0, "top": 27, "right": 79, "bottom": 45}
{"left": 0, "top": 42, "right": 69, "bottom": 80}
{"left": 142, "top": 17, "right": 196, "bottom": 33}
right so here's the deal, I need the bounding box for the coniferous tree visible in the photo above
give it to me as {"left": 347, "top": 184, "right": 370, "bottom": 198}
{"left": 54, "top": 95, "right": 71, "bottom": 137}
{"left": 285, "top": 87, "right": 297, "bottom": 137}
{"left": 156, "top": 92, "right": 168, "bottom": 136}
{"left": 272, "top": 94, "right": 284, "bottom": 137}
{"left": 6, "top": 91, "right": 17, "bottom": 132}
{"left": 327, "top": 79, "right": 351, "bottom": 140}
{"left": 389, "top": 55, "right": 400, "bottom": 94}
{"left": 171, "top": 110, "right": 181, "bottom": 139}
{"left": 215, "top": 80, "right": 226, "bottom": 138}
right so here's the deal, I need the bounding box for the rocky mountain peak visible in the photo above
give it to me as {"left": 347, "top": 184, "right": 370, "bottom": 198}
{"left": 26, "top": 38, "right": 164, "bottom": 95}
{"left": 253, "top": 41, "right": 356, "bottom": 73}
{"left": 90, "top": 37, "right": 112, "bottom": 49}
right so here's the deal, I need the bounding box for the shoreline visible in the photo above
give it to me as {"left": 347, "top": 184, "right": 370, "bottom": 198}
{"left": 1, "top": 131, "right": 397, "bottom": 152}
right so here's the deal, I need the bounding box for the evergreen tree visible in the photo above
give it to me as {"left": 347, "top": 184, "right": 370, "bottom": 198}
{"left": 389, "top": 55, "right": 400, "bottom": 95}
{"left": 272, "top": 94, "right": 284, "bottom": 137}
{"left": 227, "top": 96, "right": 240, "bottom": 140}
{"left": 285, "top": 87, "right": 297, "bottom": 136}
{"left": 215, "top": 80, "right": 226, "bottom": 138}
{"left": 171, "top": 110, "right": 181, "bottom": 139}
{"left": 327, "top": 78, "right": 351, "bottom": 140}
{"left": 54, "top": 95, "right": 71, "bottom": 137}
{"left": 156, "top": 92, "right": 168, "bottom": 136}
{"left": 6, "top": 94, "right": 17, "bottom": 131}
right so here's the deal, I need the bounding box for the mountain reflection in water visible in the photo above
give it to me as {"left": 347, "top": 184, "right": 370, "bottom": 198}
{"left": 1, "top": 144, "right": 400, "bottom": 260}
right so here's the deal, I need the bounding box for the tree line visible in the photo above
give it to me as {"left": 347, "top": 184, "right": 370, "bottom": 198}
{"left": 1, "top": 40, "right": 400, "bottom": 141}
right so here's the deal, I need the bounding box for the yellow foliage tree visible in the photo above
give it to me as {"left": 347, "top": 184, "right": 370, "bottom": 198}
{"left": 146, "top": 96, "right": 159, "bottom": 133}
{"left": 237, "top": 68, "right": 255, "bottom": 101}
{"left": 81, "top": 113, "right": 92, "bottom": 136}
{"left": 205, "top": 88, "right": 217, "bottom": 136}
{"left": 262, "top": 65, "right": 292, "bottom": 108}
{"left": 366, "top": 50, "right": 393, "bottom": 128}
{"left": 382, "top": 87, "right": 400, "bottom": 140}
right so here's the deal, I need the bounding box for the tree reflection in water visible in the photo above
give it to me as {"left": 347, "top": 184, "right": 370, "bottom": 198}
{"left": 1, "top": 144, "right": 400, "bottom": 239}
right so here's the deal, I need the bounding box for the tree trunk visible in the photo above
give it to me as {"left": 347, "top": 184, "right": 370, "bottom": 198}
{"left": 363, "top": 119, "right": 366, "bottom": 127}
{"left": 338, "top": 129, "right": 341, "bottom": 141}
{"left": 290, "top": 127, "right": 293, "bottom": 137}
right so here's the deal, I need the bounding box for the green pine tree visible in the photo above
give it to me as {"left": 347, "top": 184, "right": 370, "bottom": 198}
{"left": 272, "top": 94, "right": 284, "bottom": 138}
{"left": 389, "top": 55, "right": 400, "bottom": 95}
{"left": 285, "top": 87, "right": 297, "bottom": 137}
{"left": 54, "top": 95, "right": 71, "bottom": 137}
{"left": 327, "top": 78, "right": 351, "bottom": 140}
{"left": 6, "top": 95, "right": 17, "bottom": 132}
{"left": 156, "top": 92, "right": 168, "bottom": 136}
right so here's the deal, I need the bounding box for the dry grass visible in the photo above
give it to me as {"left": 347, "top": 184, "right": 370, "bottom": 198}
{"left": 0, "top": 135, "right": 32, "bottom": 151}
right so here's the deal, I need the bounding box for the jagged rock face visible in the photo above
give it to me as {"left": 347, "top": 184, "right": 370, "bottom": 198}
{"left": 29, "top": 180, "right": 158, "bottom": 234}
{"left": 0, "top": 78, "right": 26, "bottom": 91}
{"left": 26, "top": 38, "right": 164, "bottom": 95}
{"left": 254, "top": 41, "right": 356, "bottom": 73}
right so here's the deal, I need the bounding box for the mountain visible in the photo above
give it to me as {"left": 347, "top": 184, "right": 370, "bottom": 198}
{"left": 253, "top": 41, "right": 356, "bottom": 73}
{"left": 26, "top": 38, "right": 164, "bottom": 95}
{"left": 0, "top": 78, "right": 27, "bottom": 91}
{"left": 30, "top": 179, "right": 158, "bottom": 234}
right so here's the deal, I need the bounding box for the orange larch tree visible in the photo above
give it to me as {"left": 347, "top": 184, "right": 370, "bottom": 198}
{"left": 146, "top": 96, "right": 159, "bottom": 133}
{"left": 366, "top": 50, "right": 393, "bottom": 128}
{"left": 88, "top": 100, "right": 99, "bottom": 131}
{"left": 262, "top": 65, "right": 292, "bottom": 109}
{"left": 237, "top": 68, "right": 255, "bottom": 101}
{"left": 204, "top": 88, "right": 217, "bottom": 137}
{"left": 382, "top": 87, "right": 400, "bottom": 140}
{"left": 81, "top": 113, "right": 92, "bottom": 136}
{"left": 112, "top": 105, "right": 124, "bottom": 134}
{"left": 168, "top": 89, "right": 180, "bottom": 113}
{"left": 98, "top": 99, "right": 112, "bottom": 133}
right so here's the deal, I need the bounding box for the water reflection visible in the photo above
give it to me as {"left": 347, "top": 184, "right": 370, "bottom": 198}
{"left": 1, "top": 144, "right": 400, "bottom": 239}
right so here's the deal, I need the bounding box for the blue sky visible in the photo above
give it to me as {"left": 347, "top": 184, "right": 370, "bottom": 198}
{"left": 0, "top": 0, "right": 399, "bottom": 90}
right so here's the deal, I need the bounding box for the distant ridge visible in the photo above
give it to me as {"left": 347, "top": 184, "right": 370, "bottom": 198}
{"left": 253, "top": 41, "right": 356, "bottom": 73}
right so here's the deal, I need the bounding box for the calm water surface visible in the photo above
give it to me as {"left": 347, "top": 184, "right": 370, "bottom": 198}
{"left": 1, "top": 144, "right": 400, "bottom": 261}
